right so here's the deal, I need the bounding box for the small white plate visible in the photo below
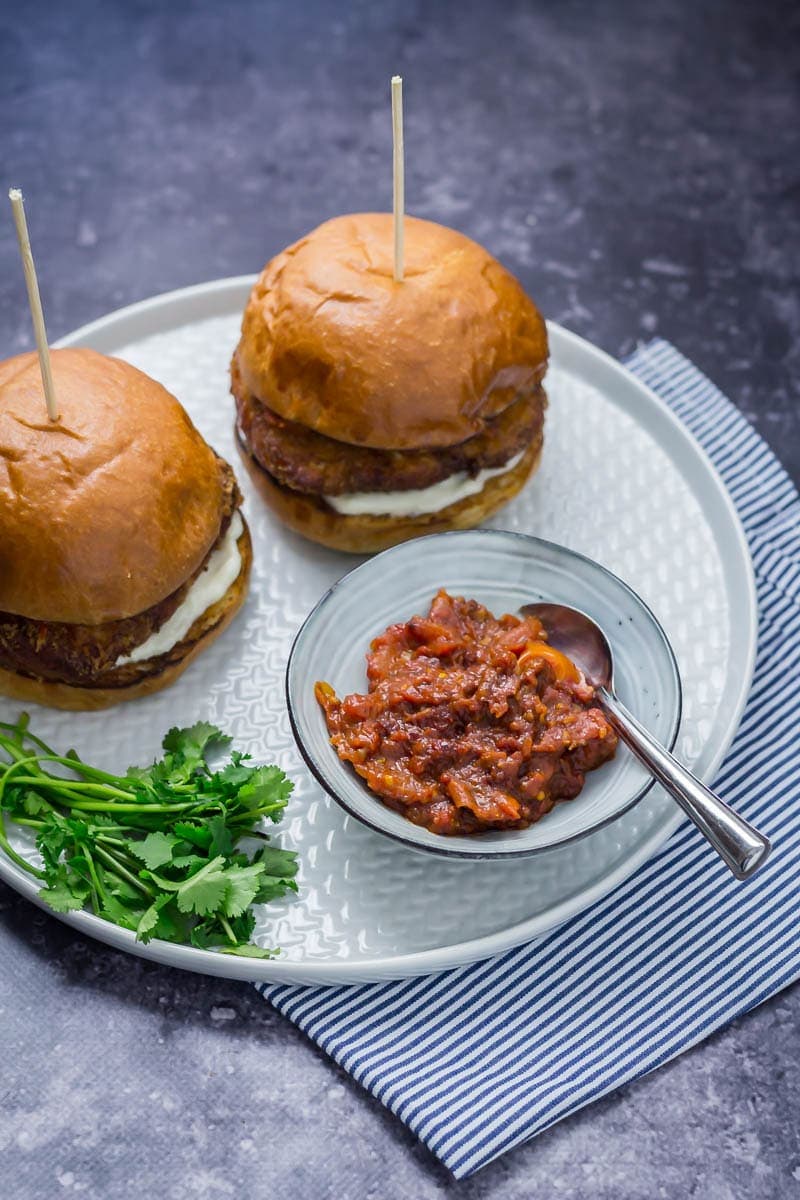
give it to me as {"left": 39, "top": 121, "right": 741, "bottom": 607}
{"left": 287, "top": 529, "right": 682, "bottom": 858}
{"left": 0, "top": 278, "right": 756, "bottom": 984}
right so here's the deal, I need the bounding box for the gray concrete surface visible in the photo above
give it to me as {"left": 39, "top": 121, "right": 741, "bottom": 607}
{"left": 0, "top": 1, "right": 798, "bottom": 1196}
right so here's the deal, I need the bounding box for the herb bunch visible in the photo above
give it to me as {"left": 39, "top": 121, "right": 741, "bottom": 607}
{"left": 0, "top": 715, "right": 298, "bottom": 958}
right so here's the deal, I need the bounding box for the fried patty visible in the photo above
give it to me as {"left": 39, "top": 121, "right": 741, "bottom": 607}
{"left": 0, "top": 459, "right": 241, "bottom": 686}
{"left": 232, "top": 362, "right": 546, "bottom": 497}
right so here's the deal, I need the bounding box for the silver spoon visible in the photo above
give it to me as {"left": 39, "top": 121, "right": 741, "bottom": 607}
{"left": 520, "top": 602, "right": 771, "bottom": 880}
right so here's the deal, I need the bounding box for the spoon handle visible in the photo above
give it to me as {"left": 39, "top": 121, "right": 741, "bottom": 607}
{"left": 597, "top": 686, "right": 771, "bottom": 880}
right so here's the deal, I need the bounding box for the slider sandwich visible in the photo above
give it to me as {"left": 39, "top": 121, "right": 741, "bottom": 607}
{"left": 231, "top": 213, "right": 548, "bottom": 552}
{"left": 0, "top": 348, "right": 251, "bottom": 709}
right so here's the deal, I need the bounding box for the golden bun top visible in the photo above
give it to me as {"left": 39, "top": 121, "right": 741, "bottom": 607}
{"left": 233, "top": 213, "right": 548, "bottom": 450}
{"left": 0, "top": 348, "right": 230, "bottom": 624}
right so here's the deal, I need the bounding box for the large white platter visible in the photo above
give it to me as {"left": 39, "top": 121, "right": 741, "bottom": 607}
{"left": 0, "top": 279, "right": 757, "bottom": 984}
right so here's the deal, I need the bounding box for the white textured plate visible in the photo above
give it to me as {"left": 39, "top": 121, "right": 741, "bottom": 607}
{"left": 0, "top": 278, "right": 756, "bottom": 984}
{"left": 287, "top": 529, "right": 682, "bottom": 856}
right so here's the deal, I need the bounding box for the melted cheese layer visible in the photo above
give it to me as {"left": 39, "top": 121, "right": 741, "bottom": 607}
{"left": 115, "top": 512, "right": 244, "bottom": 666}
{"left": 325, "top": 452, "right": 525, "bottom": 518}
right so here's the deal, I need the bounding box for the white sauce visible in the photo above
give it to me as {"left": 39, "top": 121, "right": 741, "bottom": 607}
{"left": 325, "top": 452, "right": 525, "bottom": 518}
{"left": 115, "top": 512, "right": 244, "bottom": 666}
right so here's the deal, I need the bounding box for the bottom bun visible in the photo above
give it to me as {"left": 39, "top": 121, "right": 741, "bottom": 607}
{"left": 237, "top": 436, "right": 543, "bottom": 554}
{"left": 0, "top": 523, "right": 252, "bottom": 712}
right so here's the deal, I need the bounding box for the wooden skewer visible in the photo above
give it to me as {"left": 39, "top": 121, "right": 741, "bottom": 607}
{"left": 8, "top": 188, "right": 59, "bottom": 421}
{"left": 391, "top": 75, "right": 404, "bottom": 283}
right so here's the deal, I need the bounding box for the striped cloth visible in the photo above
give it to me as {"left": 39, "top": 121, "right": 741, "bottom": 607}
{"left": 257, "top": 340, "right": 800, "bottom": 1177}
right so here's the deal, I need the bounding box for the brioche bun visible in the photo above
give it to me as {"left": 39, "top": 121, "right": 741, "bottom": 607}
{"left": 0, "top": 348, "right": 229, "bottom": 624}
{"left": 0, "top": 348, "right": 251, "bottom": 708}
{"left": 233, "top": 213, "right": 548, "bottom": 452}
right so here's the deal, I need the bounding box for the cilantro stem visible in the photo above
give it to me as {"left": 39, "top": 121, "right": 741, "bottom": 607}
{"left": 0, "top": 810, "right": 44, "bottom": 878}
{"left": 80, "top": 844, "right": 106, "bottom": 914}
{"left": 38, "top": 799, "right": 204, "bottom": 815}
{"left": 6, "top": 775, "right": 135, "bottom": 801}
{"left": 219, "top": 915, "right": 239, "bottom": 946}
{"left": 243, "top": 805, "right": 283, "bottom": 818}
{"left": 82, "top": 845, "right": 107, "bottom": 901}
{"left": 229, "top": 804, "right": 288, "bottom": 825}
{"left": 145, "top": 855, "right": 226, "bottom": 894}
{"left": 59, "top": 759, "right": 132, "bottom": 788}
{"left": 0, "top": 742, "right": 29, "bottom": 766}
{"left": 0, "top": 721, "right": 56, "bottom": 757}
{"left": 97, "top": 840, "right": 152, "bottom": 878}
{"left": 0, "top": 755, "right": 135, "bottom": 812}
{"left": 91, "top": 844, "right": 154, "bottom": 898}
{"left": 0, "top": 755, "right": 48, "bottom": 806}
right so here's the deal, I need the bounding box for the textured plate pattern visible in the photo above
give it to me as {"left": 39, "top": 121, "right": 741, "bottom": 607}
{"left": 0, "top": 283, "right": 752, "bottom": 983}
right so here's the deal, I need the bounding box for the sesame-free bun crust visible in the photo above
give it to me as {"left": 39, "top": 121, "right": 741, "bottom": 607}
{"left": 0, "top": 523, "right": 252, "bottom": 711}
{"left": 233, "top": 213, "right": 548, "bottom": 451}
{"left": 0, "top": 348, "right": 230, "bottom": 624}
{"left": 238, "top": 436, "right": 542, "bottom": 555}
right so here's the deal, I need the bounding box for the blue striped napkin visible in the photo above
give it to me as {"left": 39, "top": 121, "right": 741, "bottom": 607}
{"left": 257, "top": 340, "right": 800, "bottom": 1177}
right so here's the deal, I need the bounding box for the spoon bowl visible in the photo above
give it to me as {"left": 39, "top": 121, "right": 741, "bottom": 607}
{"left": 519, "top": 602, "right": 615, "bottom": 688}
{"left": 521, "top": 601, "right": 772, "bottom": 880}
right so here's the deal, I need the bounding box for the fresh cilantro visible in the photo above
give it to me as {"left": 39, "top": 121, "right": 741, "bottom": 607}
{"left": 20, "top": 790, "right": 51, "bottom": 817}
{"left": 129, "top": 831, "right": 180, "bottom": 870}
{"left": 219, "top": 944, "right": 277, "bottom": 960}
{"left": 107, "top": 875, "right": 144, "bottom": 902}
{"left": 173, "top": 856, "right": 231, "bottom": 915}
{"left": 257, "top": 845, "right": 300, "bottom": 877}
{"left": 172, "top": 821, "right": 214, "bottom": 849}
{"left": 99, "top": 895, "right": 143, "bottom": 931}
{"left": 207, "top": 813, "right": 235, "bottom": 858}
{"left": 237, "top": 765, "right": 294, "bottom": 815}
{"left": 163, "top": 722, "right": 232, "bottom": 762}
{"left": 221, "top": 862, "right": 267, "bottom": 918}
{"left": 39, "top": 866, "right": 90, "bottom": 913}
{"left": 135, "top": 894, "right": 173, "bottom": 943}
{"left": 0, "top": 715, "right": 297, "bottom": 958}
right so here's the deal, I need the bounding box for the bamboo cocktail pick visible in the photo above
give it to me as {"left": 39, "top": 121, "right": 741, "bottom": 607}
{"left": 391, "top": 75, "right": 405, "bottom": 283}
{"left": 8, "top": 188, "right": 59, "bottom": 421}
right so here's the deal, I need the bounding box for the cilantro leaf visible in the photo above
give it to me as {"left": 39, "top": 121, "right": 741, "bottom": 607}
{"left": 173, "top": 821, "right": 213, "bottom": 849}
{"left": 170, "top": 853, "right": 207, "bottom": 872}
{"left": 125, "top": 764, "right": 157, "bottom": 788}
{"left": 20, "top": 790, "right": 51, "bottom": 817}
{"left": 189, "top": 922, "right": 216, "bottom": 950}
{"left": 38, "top": 887, "right": 86, "bottom": 914}
{"left": 39, "top": 869, "right": 90, "bottom": 913}
{"left": 220, "top": 944, "right": 277, "bottom": 959}
{"left": 100, "top": 896, "right": 145, "bottom": 931}
{"left": 238, "top": 764, "right": 294, "bottom": 809}
{"left": 136, "top": 901, "right": 163, "bottom": 943}
{"left": 221, "top": 863, "right": 265, "bottom": 918}
{"left": 207, "top": 813, "right": 234, "bottom": 858}
{"left": 226, "top": 909, "right": 257, "bottom": 943}
{"left": 108, "top": 875, "right": 145, "bottom": 902}
{"left": 36, "top": 817, "right": 72, "bottom": 873}
{"left": 254, "top": 876, "right": 299, "bottom": 905}
{"left": 257, "top": 845, "right": 299, "bottom": 877}
{"left": 129, "top": 831, "right": 179, "bottom": 870}
{"left": 175, "top": 856, "right": 230, "bottom": 916}
{"left": 152, "top": 904, "right": 190, "bottom": 945}
{"left": 214, "top": 757, "right": 254, "bottom": 790}
{"left": 162, "top": 722, "right": 231, "bottom": 763}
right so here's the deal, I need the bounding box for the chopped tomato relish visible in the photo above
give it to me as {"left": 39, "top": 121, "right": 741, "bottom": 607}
{"left": 315, "top": 590, "right": 617, "bottom": 835}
